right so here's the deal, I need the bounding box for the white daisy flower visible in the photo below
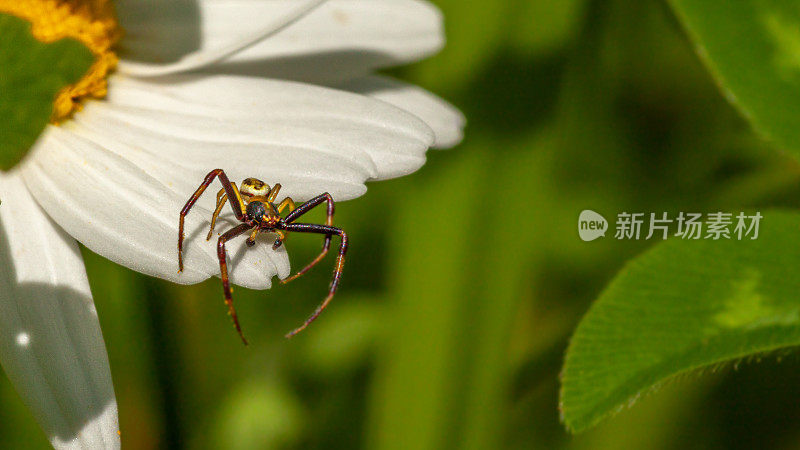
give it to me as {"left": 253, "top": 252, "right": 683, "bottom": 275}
{"left": 0, "top": 0, "right": 464, "bottom": 448}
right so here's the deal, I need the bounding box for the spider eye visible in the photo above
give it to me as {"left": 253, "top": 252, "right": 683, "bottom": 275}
{"left": 246, "top": 201, "right": 267, "bottom": 221}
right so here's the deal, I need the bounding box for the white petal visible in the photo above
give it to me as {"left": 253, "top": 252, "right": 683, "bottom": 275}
{"left": 116, "top": 0, "right": 327, "bottom": 76}
{"left": 214, "top": 0, "right": 445, "bottom": 84}
{"left": 335, "top": 75, "right": 465, "bottom": 148}
{"left": 118, "top": 0, "right": 444, "bottom": 84}
{"left": 85, "top": 74, "right": 434, "bottom": 197}
{"left": 0, "top": 172, "right": 119, "bottom": 449}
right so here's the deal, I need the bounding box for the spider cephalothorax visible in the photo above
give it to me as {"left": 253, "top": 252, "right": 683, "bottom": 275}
{"left": 245, "top": 200, "right": 269, "bottom": 221}
{"left": 245, "top": 199, "right": 281, "bottom": 229}
{"left": 177, "top": 169, "right": 347, "bottom": 345}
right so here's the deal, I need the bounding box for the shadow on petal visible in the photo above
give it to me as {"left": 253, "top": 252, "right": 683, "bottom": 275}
{"left": 203, "top": 49, "right": 409, "bottom": 85}
{"left": 0, "top": 211, "right": 119, "bottom": 448}
{"left": 115, "top": 0, "right": 201, "bottom": 64}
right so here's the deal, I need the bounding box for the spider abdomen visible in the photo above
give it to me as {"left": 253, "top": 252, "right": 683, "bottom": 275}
{"left": 241, "top": 178, "right": 269, "bottom": 197}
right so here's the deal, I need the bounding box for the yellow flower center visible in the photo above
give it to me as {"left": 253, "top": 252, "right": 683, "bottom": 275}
{"left": 0, "top": 0, "right": 120, "bottom": 123}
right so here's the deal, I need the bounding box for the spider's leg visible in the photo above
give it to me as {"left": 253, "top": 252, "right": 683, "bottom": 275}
{"left": 245, "top": 227, "right": 260, "bottom": 247}
{"left": 218, "top": 223, "right": 256, "bottom": 345}
{"left": 281, "top": 223, "right": 348, "bottom": 338}
{"left": 272, "top": 197, "right": 296, "bottom": 249}
{"left": 178, "top": 169, "right": 244, "bottom": 272}
{"left": 281, "top": 193, "right": 335, "bottom": 283}
{"left": 282, "top": 237, "right": 330, "bottom": 283}
{"left": 284, "top": 193, "right": 333, "bottom": 225}
{"left": 260, "top": 230, "right": 285, "bottom": 249}
{"left": 207, "top": 189, "right": 227, "bottom": 240}
{"left": 276, "top": 196, "right": 296, "bottom": 214}
{"left": 230, "top": 181, "right": 246, "bottom": 214}
{"left": 267, "top": 183, "right": 282, "bottom": 202}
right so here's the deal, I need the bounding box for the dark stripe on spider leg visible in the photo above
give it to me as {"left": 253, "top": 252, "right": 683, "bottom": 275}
{"left": 280, "top": 223, "right": 348, "bottom": 337}
{"left": 217, "top": 223, "right": 255, "bottom": 345}
{"left": 279, "top": 193, "right": 336, "bottom": 283}
{"left": 178, "top": 169, "right": 244, "bottom": 272}
{"left": 284, "top": 192, "right": 335, "bottom": 225}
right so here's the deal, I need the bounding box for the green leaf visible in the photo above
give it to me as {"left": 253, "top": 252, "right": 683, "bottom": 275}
{"left": 0, "top": 13, "right": 94, "bottom": 170}
{"left": 560, "top": 211, "right": 800, "bottom": 432}
{"left": 667, "top": 0, "right": 800, "bottom": 159}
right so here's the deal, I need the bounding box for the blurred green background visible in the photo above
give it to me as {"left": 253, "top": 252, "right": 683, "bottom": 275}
{"left": 5, "top": 0, "right": 800, "bottom": 448}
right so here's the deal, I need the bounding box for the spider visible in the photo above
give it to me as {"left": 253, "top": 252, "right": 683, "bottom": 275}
{"left": 177, "top": 169, "right": 348, "bottom": 345}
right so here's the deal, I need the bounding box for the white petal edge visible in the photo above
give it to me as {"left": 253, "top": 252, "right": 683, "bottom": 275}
{"left": 335, "top": 75, "right": 465, "bottom": 148}
{"left": 0, "top": 172, "right": 119, "bottom": 449}
{"left": 20, "top": 128, "right": 290, "bottom": 289}
{"left": 116, "top": 0, "right": 327, "bottom": 76}
{"left": 202, "top": 0, "right": 445, "bottom": 84}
